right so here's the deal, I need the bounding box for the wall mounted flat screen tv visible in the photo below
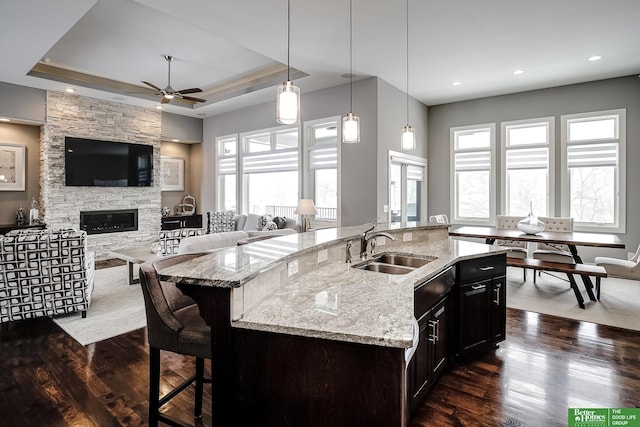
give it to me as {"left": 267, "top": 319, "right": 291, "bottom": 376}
{"left": 65, "top": 137, "right": 153, "bottom": 187}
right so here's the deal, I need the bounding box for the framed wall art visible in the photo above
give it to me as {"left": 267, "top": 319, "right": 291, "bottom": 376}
{"left": 160, "top": 156, "right": 184, "bottom": 191}
{"left": 0, "top": 143, "right": 26, "bottom": 191}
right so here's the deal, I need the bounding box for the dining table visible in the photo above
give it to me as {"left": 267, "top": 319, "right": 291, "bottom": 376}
{"left": 449, "top": 226, "right": 625, "bottom": 305}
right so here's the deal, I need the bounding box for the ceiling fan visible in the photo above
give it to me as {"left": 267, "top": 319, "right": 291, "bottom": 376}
{"left": 142, "top": 55, "right": 206, "bottom": 104}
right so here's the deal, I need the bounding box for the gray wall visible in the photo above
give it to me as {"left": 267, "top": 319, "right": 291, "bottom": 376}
{"left": 161, "top": 111, "right": 203, "bottom": 143}
{"left": 0, "top": 123, "right": 41, "bottom": 224}
{"left": 202, "top": 77, "right": 383, "bottom": 227}
{"left": 0, "top": 82, "right": 46, "bottom": 123}
{"left": 427, "top": 75, "right": 640, "bottom": 261}
{"left": 376, "top": 78, "right": 428, "bottom": 220}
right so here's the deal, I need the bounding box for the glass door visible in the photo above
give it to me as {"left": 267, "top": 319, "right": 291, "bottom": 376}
{"left": 388, "top": 151, "right": 426, "bottom": 223}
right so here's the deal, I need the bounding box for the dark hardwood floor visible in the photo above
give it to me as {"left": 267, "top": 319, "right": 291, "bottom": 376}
{"left": 1, "top": 308, "right": 639, "bottom": 426}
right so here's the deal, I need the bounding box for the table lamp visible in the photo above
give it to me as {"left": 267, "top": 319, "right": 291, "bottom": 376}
{"left": 295, "top": 199, "right": 317, "bottom": 233}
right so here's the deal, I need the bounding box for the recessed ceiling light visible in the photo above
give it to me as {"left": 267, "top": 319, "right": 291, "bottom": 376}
{"left": 513, "top": 69, "right": 525, "bottom": 75}
{"left": 588, "top": 55, "right": 603, "bottom": 62}
{"left": 65, "top": 88, "right": 74, "bottom": 93}
{"left": 172, "top": 139, "right": 179, "bottom": 142}
{"left": 452, "top": 81, "right": 462, "bottom": 86}
{"left": 156, "top": 105, "right": 163, "bottom": 110}
{"left": 0, "top": 118, "right": 11, "bottom": 122}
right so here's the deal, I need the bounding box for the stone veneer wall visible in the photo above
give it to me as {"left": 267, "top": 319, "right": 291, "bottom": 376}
{"left": 41, "top": 91, "right": 162, "bottom": 259}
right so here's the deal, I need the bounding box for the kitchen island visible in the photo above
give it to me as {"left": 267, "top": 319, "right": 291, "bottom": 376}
{"left": 157, "top": 222, "right": 508, "bottom": 426}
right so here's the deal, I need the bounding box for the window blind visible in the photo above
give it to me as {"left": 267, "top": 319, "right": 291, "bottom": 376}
{"left": 506, "top": 147, "right": 548, "bottom": 170}
{"left": 242, "top": 148, "right": 298, "bottom": 173}
{"left": 309, "top": 145, "right": 337, "bottom": 169}
{"left": 454, "top": 151, "right": 491, "bottom": 172}
{"left": 567, "top": 143, "right": 618, "bottom": 168}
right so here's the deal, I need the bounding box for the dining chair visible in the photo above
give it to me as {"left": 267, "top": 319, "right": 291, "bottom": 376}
{"left": 429, "top": 214, "right": 449, "bottom": 224}
{"left": 595, "top": 243, "right": 640, "bottom": 280}
{"left": 496, "top": 215, "right": 528, "bottom": 280}
{"left": 139, "top": 253, "right": 212, "bottom": 427}
{"left": 532, "top": 216, "right": 574, "bottom": 283}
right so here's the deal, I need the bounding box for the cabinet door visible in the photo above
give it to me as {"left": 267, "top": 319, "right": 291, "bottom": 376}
{"left": 408, "top": 315, "right": 430, "bottom": 406}
{"left": 457, "top": 279, "right": 491, "bottom": 358}
{"left": 490, "top": 277, "right": 506, "bottom": 343}
{"left": 161, "top": 218, "right": 182, "bottom": 230}
{"left": 430, "top": 297, "right": 448, "bottom": 380}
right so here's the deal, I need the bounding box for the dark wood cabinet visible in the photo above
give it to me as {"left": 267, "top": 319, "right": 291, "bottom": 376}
{"left": 160, "top": 214, "right": 202, "bottom": 230}
{"left": 455, "top": 254, "right": 507, "bottom": 359}
{"left": 408, "top": 267, "right": 454, "bottom": 415}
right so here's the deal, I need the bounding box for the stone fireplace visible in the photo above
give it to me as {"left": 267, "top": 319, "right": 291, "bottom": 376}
{"left": 40, "top": 92, "right": 162, "bottom": 259}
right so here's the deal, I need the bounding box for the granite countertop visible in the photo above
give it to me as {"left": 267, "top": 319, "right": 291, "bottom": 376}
{"left": 157, "top": 223, "right": 509, "bottom": 349}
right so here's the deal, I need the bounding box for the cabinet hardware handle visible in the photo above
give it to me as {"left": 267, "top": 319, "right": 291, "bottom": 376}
{"left": 428, "top": 320, "right": 438, "bottom": 343}
{"left": 494, "top": 287, "right": 500, "bottom": 305}
{"left": 471, "top": 284, "right": 486, "bottom": 290}
{"left": 479, "top": 266, "right": 495, "bottom": 271}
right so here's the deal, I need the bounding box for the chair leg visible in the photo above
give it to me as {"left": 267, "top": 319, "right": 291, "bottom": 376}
{"left": 523, "top": 268, "right": 527, "bottom": 282}
{"left": 149, "top": 347, "right": 161, "bottom": 427}
{"left": 194, "top": 357, "right": 204, "bottom": 420}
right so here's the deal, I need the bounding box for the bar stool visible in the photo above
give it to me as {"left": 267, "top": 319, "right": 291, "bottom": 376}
{"left": 139, "top": 253, "right": 211, "bottom": 427}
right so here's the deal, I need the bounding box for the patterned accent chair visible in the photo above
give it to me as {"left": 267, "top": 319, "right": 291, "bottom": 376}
{"left": 157, "top": 228, "right": 206, "bottom": 256}
{"left": 0, "top": 229, "right": 95, "bottom": 323}
{"left": 496, "top": 215, "right": 528, "bottom": 280}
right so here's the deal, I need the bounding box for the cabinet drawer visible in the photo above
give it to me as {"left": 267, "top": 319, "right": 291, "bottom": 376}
{"left": 456, "top": 254, "right": 506, "bottom": 283}
{"left": 415, "top": 267, "right": 454, "bottom": 318}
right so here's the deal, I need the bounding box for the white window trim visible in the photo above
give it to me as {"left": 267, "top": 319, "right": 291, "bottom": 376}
{"left": 499, "top": 117, "right": 555, "bottom": 217}
{"left": 560, "top": 109, "right": 626, "bottom": 233}
{"left": 450, "top": 123, "right": 496, "bottom": 226}
{"left": 238, "top": 124, "right": 301, "bottom": 215}
{"left": 303, "top": 116, "right": 341, "bottom": 226}
{"left": 214, "top": 134, "right": 239, "bottom": 212}
{"left": 387, "top": 150, "right": 428, "bottom": 223}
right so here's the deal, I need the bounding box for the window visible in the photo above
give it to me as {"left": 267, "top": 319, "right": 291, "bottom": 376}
{"left": 501, "top": 117, "right": 554, "bottom": 217}
{"left": 450, "top": 124, "right": 496, "bottom": 224}
{"left": 215, "top": 135, "right": 237, "bottom": 212}
{"left": 241, "top": 126, "right": 299, "bottom": 216}
{"left": 304, "top": 118, "right": 339, "bottom": 223}
{"left": 388, "top": 151, "right": 426, "bottom": 223}
{"left": 561, "top": 109, "right": 626, "bottom": 232}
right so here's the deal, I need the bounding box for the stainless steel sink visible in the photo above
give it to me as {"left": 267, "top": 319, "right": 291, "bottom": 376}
{"left": 352, "top": 252, "right": 437, "bottom": 275}
{"left": 357, "top": 262, "right": 416, "bottom": 275}
{"left": 373, "top": 253, "right": 437, "bottom": 268}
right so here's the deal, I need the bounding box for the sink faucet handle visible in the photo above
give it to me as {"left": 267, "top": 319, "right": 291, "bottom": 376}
{"left": 370, "top": 237, "right": 377, "bottom": 256}
{"left": 346, "top": 240, "right": 354, "bottom": 263}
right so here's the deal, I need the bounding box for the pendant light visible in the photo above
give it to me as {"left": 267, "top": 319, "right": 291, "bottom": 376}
{"left": 277, "top": 0, "right": 300, "bottom": 124}
{"left": 342, "top": 0, "right": 360, "bottom": 143}
{"left": 401, "top": 0, "right": 415, "bottom": 150}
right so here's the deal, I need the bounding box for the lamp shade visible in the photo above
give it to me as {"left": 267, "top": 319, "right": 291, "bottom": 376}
{"left": 294, "top": 199, "right": 317, "bottom": 215}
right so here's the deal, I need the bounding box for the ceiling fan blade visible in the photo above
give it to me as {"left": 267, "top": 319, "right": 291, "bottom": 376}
{"left": 176, "top": 87, "right": 203, "bottom": 95}
{"left": 181, "top": 95, "right": 207, "bottom": 103}
{"left": 142, "top": 81, "right": 162, "bottom": 92}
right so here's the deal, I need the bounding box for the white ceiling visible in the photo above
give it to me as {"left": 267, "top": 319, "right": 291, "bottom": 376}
{"left": 2, "top": 0, "right": 640, "bottom": 119}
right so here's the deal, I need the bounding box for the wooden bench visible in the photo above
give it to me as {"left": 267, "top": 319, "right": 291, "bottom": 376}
{"left": 506, "top": 258, "right": 607, "bottom": 309}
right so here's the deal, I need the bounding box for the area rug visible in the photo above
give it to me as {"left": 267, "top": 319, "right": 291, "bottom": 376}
{"left": 506, "top": 267, "right": 640, "bottom": 331}
{"left": 53, "top": 265, "right": 146, "bottom": 346}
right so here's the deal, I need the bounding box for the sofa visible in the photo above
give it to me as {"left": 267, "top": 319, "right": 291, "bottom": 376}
{"left": 207, "top": 211, "right": 300, "bottom": 234}
{"left": 0, "top": 228, "right": 94, "bottom": 323}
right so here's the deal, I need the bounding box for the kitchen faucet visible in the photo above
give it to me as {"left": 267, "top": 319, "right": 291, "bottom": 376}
{"left": 359, "top": 220, "right": 397, "bottom": 259}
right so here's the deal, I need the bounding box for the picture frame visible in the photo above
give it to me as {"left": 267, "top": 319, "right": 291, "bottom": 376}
{"left": 160, "top": 156, "right": 184, "bottom": 191}
{"left": 0, "top": 143, "right": 26, "bottom": 191}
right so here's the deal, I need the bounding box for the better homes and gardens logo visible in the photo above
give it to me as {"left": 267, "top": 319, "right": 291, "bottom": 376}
{"left": 569, "top": 408, "right": 640, "bottom": 427}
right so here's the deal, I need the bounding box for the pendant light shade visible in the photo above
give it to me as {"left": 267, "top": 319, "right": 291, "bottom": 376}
{"left": 342, "top": 0, "right": 360, "bottom": 143}
{"left": 401, "top": 0, "right": 415, "bottom": 150}
{"left": 401, "top": 124, "right": 415, "bottom": 150}
{"left": 277, "top": 0, "right": 300, "bottom": 125}
{"left": 277, "top": 81, "right": 300, "bottom": 124}
{"left": 343, "top": 112, "right": 360, "bottom": 143}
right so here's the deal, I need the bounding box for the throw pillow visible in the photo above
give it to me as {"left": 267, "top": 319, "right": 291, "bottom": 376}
{"left": 273, "top": 216, "right": 286, "bottom": 229}
{"left": 208, "top": 211, "right": 235, "bottom": 233}
{"left": 256, "top": 214, "right": 273, "bottom": 231}
{"left": 262, "top": 221, "right": 278, "bottom": 231}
